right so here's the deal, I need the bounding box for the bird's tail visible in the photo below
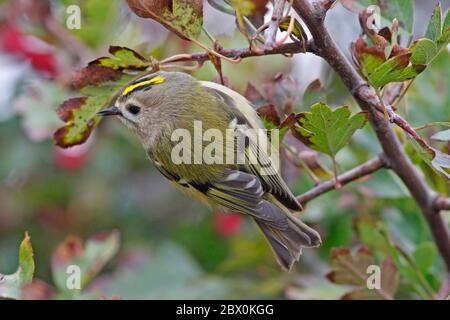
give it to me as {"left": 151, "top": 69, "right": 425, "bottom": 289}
{"left": 255, "top": 214, "right": 321, "bottom": 271}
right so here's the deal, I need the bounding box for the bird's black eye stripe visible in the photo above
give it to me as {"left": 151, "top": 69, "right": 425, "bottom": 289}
{"left": 127, "top": 105, "right": 141, "bottom": 115}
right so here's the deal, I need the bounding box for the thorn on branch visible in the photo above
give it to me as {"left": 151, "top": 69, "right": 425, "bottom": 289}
{"left": 435, "top": 197, "right": 450, "bottom": 211}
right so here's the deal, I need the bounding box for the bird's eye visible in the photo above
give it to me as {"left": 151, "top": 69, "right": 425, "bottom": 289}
{"left": 127, "top": 105, "right": 141, "bottom": 115}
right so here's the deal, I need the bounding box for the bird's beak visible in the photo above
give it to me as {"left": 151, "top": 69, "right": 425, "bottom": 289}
{"left": 97, "top": 106, "right": 122, "bottom": 117}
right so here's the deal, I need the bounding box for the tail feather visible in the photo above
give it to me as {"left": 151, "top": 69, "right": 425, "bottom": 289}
{"left": 255, "top": 214, "right": 321, "bottom": 271}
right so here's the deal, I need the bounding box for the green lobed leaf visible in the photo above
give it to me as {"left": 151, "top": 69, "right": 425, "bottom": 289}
{"left": 295, "top": 103, "right": 368, "bottom": 158}
{"left": 0, "top": 233, "right": 35, "bottom": 299}
{"left": 51, "top": 231, "right": 120, "bottom": 296}
{"left": 425, "top": 3, "right": 442, "bottom": 43}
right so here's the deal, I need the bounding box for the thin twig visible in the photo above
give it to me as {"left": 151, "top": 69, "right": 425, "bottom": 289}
{"left": 159, "top": 40, "right": 315, "bottom": 65}
{"left": 264, "top": 0, "right": 287, "bottom": 50}
{"left": 296, "top": 156, "right": 388, "bottom": 205}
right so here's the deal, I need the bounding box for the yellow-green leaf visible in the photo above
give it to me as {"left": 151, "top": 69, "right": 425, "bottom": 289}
{"left": 410, "top": 38, "right": 438, "bottom": 65}
{"left": 425, "top": 3, "right": 442, "bottom": 43}
{"left": 0, "top": 233, "right": 35, "bottom": 299}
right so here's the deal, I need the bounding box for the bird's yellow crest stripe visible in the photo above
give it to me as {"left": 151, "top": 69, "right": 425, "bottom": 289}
{"left": 122, "top": 76, "right": 165, "bottom": 96}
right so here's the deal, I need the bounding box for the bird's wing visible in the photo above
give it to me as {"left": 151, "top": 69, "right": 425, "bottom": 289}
{"left": 200, "top": 81, "right": 302, "bottom": 211}
{"left": 151, "top": 154, "right": 289, "bottom": 229}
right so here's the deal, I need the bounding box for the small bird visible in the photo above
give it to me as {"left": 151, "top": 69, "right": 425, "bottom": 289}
{"left": 97, "top": 71, "right": 321, "bottom": 270}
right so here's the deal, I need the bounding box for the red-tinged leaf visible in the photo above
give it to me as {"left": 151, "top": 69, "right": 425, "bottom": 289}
{"left": 92, "top": 46, "right": 150, "bottom": 71}
{"left": 56, "top": 97, "right": 87, "bottom": 122}
{"left": 279, "top": 113, "right": 301, "bottom": 129}
{"left": 257, "top": 104, "right": 280, "bottom": 127}
{"left": 327, "top": 246, "right": 374, "bottom": 285}
{"left": 380, "top": 257, "right": 399, "bottom": 296}
{"left": 378, "top": 27, "right": 393, "bottom": 42}
{"left": 126, "top": 0, "right": 203, "bottom": 40}
{"left": 72, "top": 65, "right": 122, "bottom": 90}
{"left": 71, "top": 46, "right": 150, "bottom": 90}
{"left": 54, "top": 46, "right": 153, "bottom": 148}
{"left": 54, "top": 74, "right": 135, "bottom": 148}
{"left": 352, "top": 34, "right": 424, "bottom": 88}
{"left": 327, "top": 246, "right": 398, "bottom": 300}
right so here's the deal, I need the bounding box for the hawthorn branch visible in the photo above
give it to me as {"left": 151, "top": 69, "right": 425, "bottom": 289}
{"left": 160, "top": 40, "right": 315, "bottom": 65}
{"left": 293, "top": 0, "right": 450, "bottom": 274}
{"left": 296, "top": 156, "right": 388, "bottom": 205}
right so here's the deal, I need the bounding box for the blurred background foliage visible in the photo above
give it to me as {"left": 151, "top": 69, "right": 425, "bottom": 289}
{"left": 0, "top": 0, "right": 449, "bottom": 300}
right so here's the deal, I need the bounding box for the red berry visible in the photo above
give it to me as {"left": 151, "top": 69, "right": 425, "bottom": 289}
{"left": 214, "top": 212, "right": 242, "bottom": 237}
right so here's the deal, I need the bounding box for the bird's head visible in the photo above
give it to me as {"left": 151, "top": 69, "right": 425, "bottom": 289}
{"left": 97, "top": 71, "right": 200, "bottom": 145}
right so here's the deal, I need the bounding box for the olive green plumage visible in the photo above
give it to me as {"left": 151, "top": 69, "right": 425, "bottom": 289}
{"left": 99, "top": 71, "right": 321, "bottom": 271}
